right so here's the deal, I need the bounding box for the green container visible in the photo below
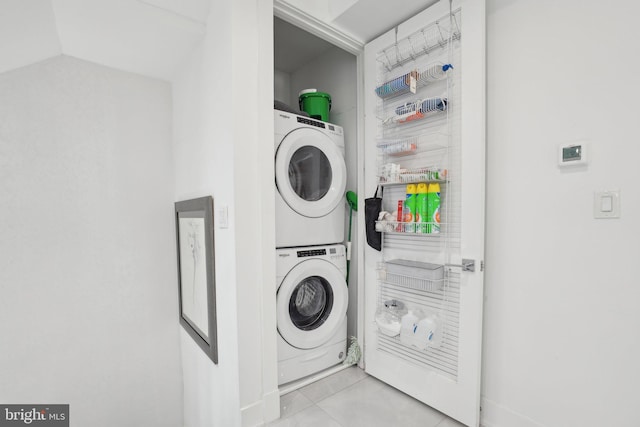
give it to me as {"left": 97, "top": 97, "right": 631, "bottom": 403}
{"left": 415, "top": 183, "right": 429, "bottom": 234}
{"left": 427, "top": 183, "right": 441, "bottom": 234}
{"left": 299, "top": 90, "right": 332, "bottom": 122}
{"left": 403, "top": 184, "right": 417, "bottom": 233}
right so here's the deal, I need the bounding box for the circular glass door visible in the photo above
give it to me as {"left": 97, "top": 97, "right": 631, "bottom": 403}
{"left": 277, "top": 259, "right": 348, "bottom": 349}
{"left": 275, "top": 128, "right": 346, "bottom": 218}
{"left": 289, "top": 276, "right": 334, "bottom": 331}
{"left": 288, "top": 146, "right": 332, "bottom": 202}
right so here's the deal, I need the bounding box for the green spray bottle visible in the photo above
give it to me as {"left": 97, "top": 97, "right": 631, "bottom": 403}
{"left": 415, "top": 183, "right": 429, "bottom": 233}
{"left": 403, "top": 184, "right": 417, "bottom": 233}
{"left": 427, "top": 183, "right": 441, "bottom": 234}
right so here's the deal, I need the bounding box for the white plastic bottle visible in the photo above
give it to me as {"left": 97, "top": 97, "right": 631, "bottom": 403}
{"left": 400, "top": 311, "right": 419, "bottom": 347}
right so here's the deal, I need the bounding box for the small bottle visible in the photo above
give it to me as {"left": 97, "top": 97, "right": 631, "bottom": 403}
{"left": 403, "top": 184, "right": 417, "bottom": 233}
{"left": 415, "top": 183, "right": 429, "bottom": 233}
{"left": 426, "top": 183, "right": 441, "bottom": 234}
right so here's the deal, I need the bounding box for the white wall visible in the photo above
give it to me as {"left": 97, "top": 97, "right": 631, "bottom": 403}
{"left": 172, "top": 0, "right": 278, "bottom": 426}
{"left": 483, "top": 1, "right": 640, "bottom": 426}
{"left": 172, "top": 7, "right": 243, "bottom": 427}
{"left": 274, "top": 69, "right": 291, "bottom": 105}
{"left": 289, "top": 46, "right": 359, "bottom": 338}
{"left": 0, "top": 55, "right": 182, "bottom": 427}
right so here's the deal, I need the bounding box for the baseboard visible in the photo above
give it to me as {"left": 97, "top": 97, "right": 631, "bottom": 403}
{"left": 262, "top": 388, "right": 281, "bottom": 423}
{"left": 480, "top": 397, "right": 546, "bottom": 427}
{"left": 241, "top": 388, "right": 280, "bottom": 427}
{"left": 241, "top": 400, "right": 263, "bottom": 427}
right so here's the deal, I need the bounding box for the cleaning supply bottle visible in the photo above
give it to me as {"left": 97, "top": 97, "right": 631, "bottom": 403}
{"left": 403, "top": 184, "right": 417, "bottom": 233}
{"left": 426, "top": 183, "right": 441, "bottom": 234}
{"left": 415, "top": 183, "right": 429, "bottom": 233}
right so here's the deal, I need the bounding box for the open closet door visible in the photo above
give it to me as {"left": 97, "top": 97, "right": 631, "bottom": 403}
{"left": 362, "top": 1, "right": 485, "bottom": 426}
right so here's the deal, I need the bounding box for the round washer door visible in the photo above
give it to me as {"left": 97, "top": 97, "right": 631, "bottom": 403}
{"left": 277, "top": 258, "right": 348, "bottom": 350}
{"left": 275, "top": 128, "right": 347, "bottom": 218}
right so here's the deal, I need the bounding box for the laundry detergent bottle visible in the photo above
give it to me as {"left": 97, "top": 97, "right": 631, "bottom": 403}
{"left": 426, "top": 183, "right": 441, "bottom": 234}
{"left": 415, "top": 183, "right": 429, "bottom": 233}
{"left": 403, "top": 184, "right": 417, "bottom": 233}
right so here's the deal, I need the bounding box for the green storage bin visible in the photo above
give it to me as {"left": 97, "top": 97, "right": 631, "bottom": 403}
{"left": 299, "top": 90, "right": 331, "bottom": 122}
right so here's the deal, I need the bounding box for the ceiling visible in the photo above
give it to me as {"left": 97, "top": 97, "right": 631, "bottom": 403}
{"left": 330, "top": 0, "right": 439, "bottom": 43}
{"left": 0, "top": 0, "right": 208, "bottom": 81}
{"left": 1, "top": 0, "right": 439, "bottom": 81}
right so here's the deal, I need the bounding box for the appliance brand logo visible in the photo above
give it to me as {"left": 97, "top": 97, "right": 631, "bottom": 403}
{"left": 0, "top": 405, "right": 68, "bottom": 426}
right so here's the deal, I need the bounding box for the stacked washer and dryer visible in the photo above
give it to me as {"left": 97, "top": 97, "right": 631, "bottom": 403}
{"left": 274, "top": 109, "right": 349, "bottom": 385}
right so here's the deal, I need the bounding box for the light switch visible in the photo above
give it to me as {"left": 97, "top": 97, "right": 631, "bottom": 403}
{"left": 217, "top": 205, "right": 229, "bottom": 228}
{"left": 594, "top": 191, "right": 620, "bottom": 219}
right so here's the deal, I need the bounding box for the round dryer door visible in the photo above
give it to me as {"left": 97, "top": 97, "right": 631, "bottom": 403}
{"left": 277, "top": 259, "right": 348, "bottom": 350}
{"left": 275, "top": 128, "right": 347, "bottom": 218}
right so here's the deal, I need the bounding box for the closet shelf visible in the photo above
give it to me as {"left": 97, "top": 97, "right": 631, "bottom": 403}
{"left": 377, "top": 132, "right": 448, "bottom": 157}
{"left": 378, "top": 166, "right": 448, "bottom": 185}
{"left": 382, "top": 97, "right": 448, "bottom": 127}
{"left": 375, "top": 63, "right": 453, "bottom": 100}
{"left": 376, "top": 220, "right": 443, "bottom": 235}
{"left": 378, "top": 261, "right": 445, "bottom": 292}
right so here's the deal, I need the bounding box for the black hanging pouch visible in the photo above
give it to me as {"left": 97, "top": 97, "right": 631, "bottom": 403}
{"left": 365, "top": 185, "right": 384, "bottom": 251}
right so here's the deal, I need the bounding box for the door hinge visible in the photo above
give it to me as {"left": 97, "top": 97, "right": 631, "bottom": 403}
{"left": 446, "top": 259, "right": 475, "bottom": 272}
{"left": 481, "top": 260, "right": 484, "bottom": 272}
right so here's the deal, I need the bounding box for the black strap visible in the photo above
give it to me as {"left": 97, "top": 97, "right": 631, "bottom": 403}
{"left": 374, "top": 185, "right": 384, "bottom": 199}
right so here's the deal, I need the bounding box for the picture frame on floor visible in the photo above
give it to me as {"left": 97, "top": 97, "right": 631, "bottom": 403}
{"left": 175, "top": 196, "right": 218, "bottom": 364}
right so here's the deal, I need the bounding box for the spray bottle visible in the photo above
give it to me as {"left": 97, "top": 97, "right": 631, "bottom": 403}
{"left": 415, "top": 183, "right": 429, "bottom": 233}
{"left": 403, "top": 184, "right": 417, "bottom": 233}
{"left": 426, "top": 183, "right": 441, "bottom": 234}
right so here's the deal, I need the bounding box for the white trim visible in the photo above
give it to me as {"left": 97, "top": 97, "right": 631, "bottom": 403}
{"left": 480, "top": 397, "right": 547, "bottom": 427}
{"left": 240, "top": 399, "right": 263, "bottom": 427}
{"left": 273, "top": 1, "right": 364, "bottom": 55}
{"left": 278, "top": 363, "right": 355, "bottom": 396}
{"left": 262, "top": 388, "right": 281, "bottom": 424}
{"left": 258, "top": 1, "right": 279, "bottom": 426}
{"left": 355, "top": 50, "right": 366, "bottom": 370}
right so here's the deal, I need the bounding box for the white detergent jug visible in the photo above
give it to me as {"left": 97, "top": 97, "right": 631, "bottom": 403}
{"left": 414, "top": 315, "right": 441, "bottom": 350}
{"left": 400, "top": 309, "right": 443, "bottom": 350}
{"left": 400, "top": 311, "right": 419, "bottom": 347}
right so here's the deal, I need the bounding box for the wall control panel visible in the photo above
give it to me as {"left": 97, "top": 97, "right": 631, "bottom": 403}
{"left": 558, "top": 142, "right": 587, "bottom": 167}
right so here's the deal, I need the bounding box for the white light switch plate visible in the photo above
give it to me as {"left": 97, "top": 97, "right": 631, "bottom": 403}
{"left": 594, "top": 190, "right": 620, "bottom": 219}
{"left": 217, "top": 205, "right": 229, "bottom": 228}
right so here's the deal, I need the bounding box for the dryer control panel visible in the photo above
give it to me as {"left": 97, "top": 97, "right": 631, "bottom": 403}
{"left": 295, "top": 116, "right": 343, "bottom": 136}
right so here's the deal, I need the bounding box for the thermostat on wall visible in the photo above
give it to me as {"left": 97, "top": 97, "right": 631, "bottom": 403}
{"left": 558, "top": 142, "right": 587, "bottom": 167}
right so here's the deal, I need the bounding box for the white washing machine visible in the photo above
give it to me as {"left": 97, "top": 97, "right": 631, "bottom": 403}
{"left": 276, "top": 244, "right": 348, "bottom": 385}
{"left": 274, "top": 110, "right": 347, "bottom": 248}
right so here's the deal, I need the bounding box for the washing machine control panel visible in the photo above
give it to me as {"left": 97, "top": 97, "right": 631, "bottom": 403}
{"left": 295, "top": 246, "right": 345, "bottom": 261}
{"left": 297, "top": 249, "right": 327, "bottom": 257}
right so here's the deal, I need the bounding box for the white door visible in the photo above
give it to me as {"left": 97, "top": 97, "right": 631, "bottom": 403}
{"left": 362, "top": 1, "right": 486, "bottom": 426}
{"left": 278, "top": 259, "right": 349, "bottom": 349}
{"left": 275, "top": 128, "right": 347, "bottom": 218}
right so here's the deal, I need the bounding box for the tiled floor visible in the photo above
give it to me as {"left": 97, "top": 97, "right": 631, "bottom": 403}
{"left": 267, "top": 366, "right": 466, "bottom": 427}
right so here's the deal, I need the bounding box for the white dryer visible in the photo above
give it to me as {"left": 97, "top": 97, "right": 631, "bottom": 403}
{"left": 274, "top": 110, "right": 347, "bottom": 248}
{"left": 276, "top": 244, "right": 348, "bottom": 385}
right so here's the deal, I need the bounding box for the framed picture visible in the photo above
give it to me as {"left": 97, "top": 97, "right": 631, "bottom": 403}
{"left": 175, "top": 196, "right": 218, "bottom": 364}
